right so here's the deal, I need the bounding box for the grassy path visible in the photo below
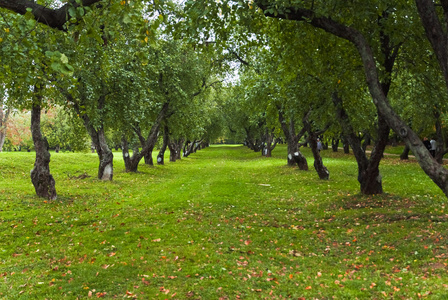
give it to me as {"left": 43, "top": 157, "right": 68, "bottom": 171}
{"left": 0, "top": 145, "right": 447, "bottom": 299}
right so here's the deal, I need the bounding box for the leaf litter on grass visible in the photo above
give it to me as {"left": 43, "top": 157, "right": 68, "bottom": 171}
{"left": 1, "top": 145, "right": 448, "bottom": 299}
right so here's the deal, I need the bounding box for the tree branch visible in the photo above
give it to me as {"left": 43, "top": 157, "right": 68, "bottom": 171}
{"left": 0, "top": 0, "right": 102, "bottom": 30}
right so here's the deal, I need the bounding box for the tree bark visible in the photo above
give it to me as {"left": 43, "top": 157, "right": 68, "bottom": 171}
{"left": 278, "top": 109, "right": 308, "bottom": 169}
{"left": 144, "top": 152, "right": 153, "bottom": 166}
{"left": 157, "top": 126, "right": 169, "bottom": 165}
{"left": 331, "top": 138, "right": 339, "bottom": 152}
{"left": 0, "top": 0, "right": 102, "bottom": 30}
{"left": 303, "top": 117, "right": 329, "bottom": 180}
{"left": 263, "top": 128, "right": 277, "bottom": 157}
{"left": 168, "top": 141, "right": 177, "bottom": 162}
{"left": 342, "top": 136, "right": 350, "bottom": 154}
{"left": 400, "top": 145, "right": 410, "bottom": 160}
{"left": 0, "top": 106, "right": 10, "bottom": 152}
{"left": 121, "top": 135, "right": 140, "bottom": 172}
{"left": 132, "top": 125, "right": 153, "bottom": 166}
{"left": 309, "top": 136, "right": 329, "bottom": 180}
{"left": 175, "top": 138, "right": 184, "bottom": 160}
{"left": 30, "top": 101, "right": 57, "bottom": 200}
{"left": 333, "top": 93, "right": 385, "bottom": 195}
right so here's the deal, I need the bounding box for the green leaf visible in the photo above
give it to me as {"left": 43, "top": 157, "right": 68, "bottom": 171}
{"left": 60, "top": 54, "right": 69, "bottom": 64}
{"left": 123, "top": 14, "right": 132, "bottom": 24}
{"left": 68, "top": 7, "right": 76, "bottom": 18}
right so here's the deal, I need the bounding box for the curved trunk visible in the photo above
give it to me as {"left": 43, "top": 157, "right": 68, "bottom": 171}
{"left": 96, "top": 129, "right": 113, "bottom": 180}
{"left": 400, "top": 145, "right": 410, "bottom": 160}
{"left": 310, "top": 141, "right": 329, "bottom": 180}
{"left": 184, "top": 139, "right": 197, "bottom": 157}
{"left": 291, "top": 150, "right": 309, "bottom": 170}
{"left": 124, "top": 103, "right": 168, "bottom": 172}
{"left": 69, "top": 93, "right": 113, "bottom": 180}
{"left": 30, "top": 103, "right": 57, "bottom": 200}
{"left": 304, "top": 120, "right": 329, "bottom": 180}
{"left": 333, "top": 93, "right": 385, "bottom": 195}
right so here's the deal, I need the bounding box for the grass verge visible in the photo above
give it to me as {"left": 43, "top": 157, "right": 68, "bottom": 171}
{"left": 0, "top": 145, "right": 447, "bottom": 299}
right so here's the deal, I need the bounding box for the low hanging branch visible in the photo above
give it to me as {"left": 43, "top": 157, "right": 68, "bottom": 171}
{"left": 0, "top": 0, "right": 102, "bottom": 30}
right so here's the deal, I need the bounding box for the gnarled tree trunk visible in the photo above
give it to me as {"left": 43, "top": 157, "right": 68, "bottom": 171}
{"left": 96, "top": 129, "right": 113, "bottom": 180}
{"left": 121, "top": 136, "right": 140, "bottom": 172}
{"left": 333, "top": 93, "right": 386, "bottom": 195}
{"left": 121, "top": 102, "right": 168, "bottom": 172}
{"left": 30, "top": 102, "right": 57, "bottom": 200}
{"left": 278, "top": 109, "right": 308, "bottom": 170}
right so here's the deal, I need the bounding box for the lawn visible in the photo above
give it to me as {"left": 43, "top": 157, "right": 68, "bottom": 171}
{"left": 0, "top": 145, "right": 447, "bottom": 299}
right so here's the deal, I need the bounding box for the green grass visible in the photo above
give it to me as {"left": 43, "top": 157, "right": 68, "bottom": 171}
{"left": 0, "top": 145, "right": 447, "bottom": 299}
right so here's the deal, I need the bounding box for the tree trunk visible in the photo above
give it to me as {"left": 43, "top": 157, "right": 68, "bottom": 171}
{"left": 309, "top": 137, "right": 329, "bottom": 180}
{"left": 278, "top": 110, "right": 308, "bottom": 169}
{"left": 0, "top": 129, "right": 6, "bottom": 152}
{"left": 69, "top": 93, "right": 113, "bottom": 180}
{"left": 175, "top": 138, "right": 184, "bottom": 160}
{"left": 331, "top": 138, "right": 339, "bottom": 152}
{"left": 263, "top": 128, "right": 277, "bottom": 157}
{"left": 303, "top": 119, "right": 329, "bottom": 180}
{"left": 400, "top": 145, "right": 410, "bottom": 160}
{"left": 95, "top": 128, "right": 114, "bottom": 180}
{"left": 157, "top": 126, "right": 169, "bottom": 165}
{"left": 342, "top": 136, "right": 350, "bottom": 154}
{"left": 333, "top": 93, "right": 385, "bottom": 195}
{"left": 121, "top": 136, "right": 140, "bottom": 172}
{"left": 187, "top": 139, "right": 196, "bottom": 156}
{"left": 0, "top": 106, "right": 10, "bottom": 152}
{"left": 30, "top": 102, "right": 57, "bottom": 200}
{"left": 123, "top": 103, "right": 168, "bottom": 172}
{"left": 133, "top": 125, "right": 154, "bottom": 166}
{"left": 168, "top": 141, "right": 177, "bottom": 162}
{"left": 193, "top": 139, "right": 204, "bottom": 153}
{"left": 183, "top": 140, "right": 189, "bottom": 157}
{"left": 144, "top": 152, "right": 153, "bottom": 166}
